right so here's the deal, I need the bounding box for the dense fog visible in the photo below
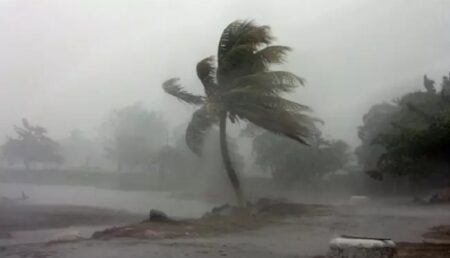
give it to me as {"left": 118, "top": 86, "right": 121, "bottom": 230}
{"left": 1, "top": 2, "right": 450, "bottom": 257}
{"left": 1, "top": 1, "right": 449, "bottom": 145}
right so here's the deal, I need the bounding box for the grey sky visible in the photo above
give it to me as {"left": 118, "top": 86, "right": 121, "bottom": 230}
{"left": 0, "top": 0, "right": 449, "bottom": 146}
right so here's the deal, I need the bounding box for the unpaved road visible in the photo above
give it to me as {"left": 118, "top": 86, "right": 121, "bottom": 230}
{"left": 2, "top": 203, "right": 450, "bottom": 258}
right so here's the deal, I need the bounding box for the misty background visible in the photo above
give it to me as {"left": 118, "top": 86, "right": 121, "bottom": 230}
{"left": 1, "top": 2, "right": 450, "bottom": 253}
{"left": 1, "top": 0, "right": 449, "bottom": 147}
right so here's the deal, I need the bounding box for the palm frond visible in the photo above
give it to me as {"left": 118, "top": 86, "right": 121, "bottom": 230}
{"left": 217, "top": 44, "right": 255, "bottom": 84}
{"left": 224, "top": 92, "right": 311, "bottom": 113}
{"left": 186, "top": 106, "right": 216, "bottom": 155}
{"left": 162, "top": 78, "right": 205, "bottom": 105}
{"left": 217, "top": 45, "right": 292, "bottom": 84}
{"left": 230, "top": 104, "right": 312, "bottom": 145}
{"left": 254, "top": 45, "right": 291, "bottom": 67}
{"left": 237, "top": 24, "right": 273, "bottom": 48}
{"left": 217, "top": 20, "right": 275, "bottom": 85}
{"left": 230, "top": 71, "right": 305, "bottom": 95}
{"left": 290, "top": 112, "right": 324, "bottom": 126}
{"left": 196, "top": 56, "right": 218, "bottom": 96}
{"left": 218, "top": 20, "right": 273, "bottom": 63}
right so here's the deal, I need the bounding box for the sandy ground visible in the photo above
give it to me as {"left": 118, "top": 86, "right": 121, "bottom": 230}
{"left": 2, "top": 202, "right": 450, "bottom": 258}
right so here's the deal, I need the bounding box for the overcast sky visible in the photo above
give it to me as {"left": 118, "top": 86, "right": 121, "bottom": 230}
{"left": 0, "top": 0, "right": 449, "bottom": 146}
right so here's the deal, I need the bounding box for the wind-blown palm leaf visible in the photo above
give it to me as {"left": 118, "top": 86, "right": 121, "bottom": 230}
{"left": 231, "top": 104, "right": 311, "bottom": 145}
{"left": 217, "top": 20, "right": 274, "bottom": 85}
{"left": 185, "top": 106, "right": 216, "bottom": 155}
{"left": 162, "top": 78, "right": 205, "bottom": 105}
{"left": 239, "top": 25, "right": 273, "bottom": 47}
{"left": 218, "top": 45, "right": 291, "bottom": 83}
{"left": 230, "top": 71, "right": 305, "bottom": 95}
{"left": 226, "top": 94, "right": 320, "bottom": 129}
{"left": 218, "top": 20, "right": 273, "bottom": 61}
{"left": 217, "top": 44, "right": 256, "bottom": 84}
{"left": 225, "top": 93, "right": 311, "bottom": 113}
{"left": 218, "top": 21, "right": 248, "bottom": 62}
{"left": 289, "top": 112, "right": 324, "bottom": 127}
{"left": 253, "top": 45, "right": 291, "bottom": 69}
{"left": 196, "top": 56, "right": 217, "bottom": 96}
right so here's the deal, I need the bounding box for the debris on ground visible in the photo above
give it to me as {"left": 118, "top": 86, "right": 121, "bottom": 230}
{"left": 0, "top": 192, "right": 28, "bottom": 203}
{"left": 428, "top": 187, "right": 450, "bottom": 203}
{"left": 394, "top": 225, "right": 450, "bottom": 258}
{"left": 145, "top": 209, "right": 174, "bottom": 223}
{"left": 92, "top": 198, "right": 332, "bottom": 240}
{"left": 203, "top": 198, "right": 328, "bottom": 218}
{"left": 422, "top": 225, "right": 450, "bottom": 241}
{"left": 397, "top": 242, "right": 450, "bottom": 258}
{"left": 47, "top": 229, "right": 85, "bottom": 244}
{"left": 329, "top": 235, "right": 397, "bottom": 258}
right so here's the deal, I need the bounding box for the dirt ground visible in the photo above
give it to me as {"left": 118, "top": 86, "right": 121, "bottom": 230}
{"left": 2, "top": 201, "right": 450, "bottom": 258}
{"left": 397, "top": 242, "right": 450, "bottom": 258}
{"left": 423, "top": 225, "right": 450, "bottom": 241}
{"left": 396, "top": 225, "right": 450, "bottom": 258}
{"left": 92, "top": 200, "right": 332, "bottom": 240}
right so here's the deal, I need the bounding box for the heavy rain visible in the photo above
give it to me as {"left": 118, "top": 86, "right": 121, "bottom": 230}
{"left": 1, "top": 1, "right": 450, "bottom": 257}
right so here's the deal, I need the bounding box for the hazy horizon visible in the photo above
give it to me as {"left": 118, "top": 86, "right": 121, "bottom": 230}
{"left": 1, "top": 0, "right": 449, "bottom": 147}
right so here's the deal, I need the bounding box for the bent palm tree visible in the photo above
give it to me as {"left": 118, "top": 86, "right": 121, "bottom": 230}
{"left": 163, "top": 20, "right": 315, "bottom": 206}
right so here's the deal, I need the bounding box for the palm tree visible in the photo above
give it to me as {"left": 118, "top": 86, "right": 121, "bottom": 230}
{"left": 162, "top": 20, "right": 315, "bottom": 206}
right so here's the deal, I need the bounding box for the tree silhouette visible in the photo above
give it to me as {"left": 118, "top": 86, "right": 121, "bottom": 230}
{"left": 162, "top": 20, "right": 316, "bottom": 205}
{"left": 2, "top": 119, "right": 62, "bottom": 170}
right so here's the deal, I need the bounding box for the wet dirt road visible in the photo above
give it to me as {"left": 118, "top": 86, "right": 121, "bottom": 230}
{"left": 2, "top": 204, "right": 450, "bottom": 258}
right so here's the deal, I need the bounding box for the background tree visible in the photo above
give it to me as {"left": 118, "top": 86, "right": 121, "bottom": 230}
{"left": 252, "top": 130, "right": 349, "bottom": 188}
{"left": 60, "top": 130, "right": 104, "bottom": 169}
{"left": 357, "top": 72, "right": 450, "bottom": 193}
{"left": 156, "top": 123, "right": 198, "bottom": 184}
{"left": 1, "top": 119, "right": 63, "bottom": 170}
{"left": 162, "top": 20, "right": 316, "bottom": 205}
{"left": 102, "top": 103, "right": 167, "bottom": 173}
{"left": 355, "top": 103, "right": 399, "bottom": 171}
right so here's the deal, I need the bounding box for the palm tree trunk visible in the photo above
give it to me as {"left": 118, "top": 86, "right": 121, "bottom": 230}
{"left": 219, "top": 113, "right": 245, "bottom": 206}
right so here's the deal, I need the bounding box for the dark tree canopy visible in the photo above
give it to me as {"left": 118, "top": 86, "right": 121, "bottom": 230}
{"left": 357, "top": 72, "right": 450, "bottom": 188}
